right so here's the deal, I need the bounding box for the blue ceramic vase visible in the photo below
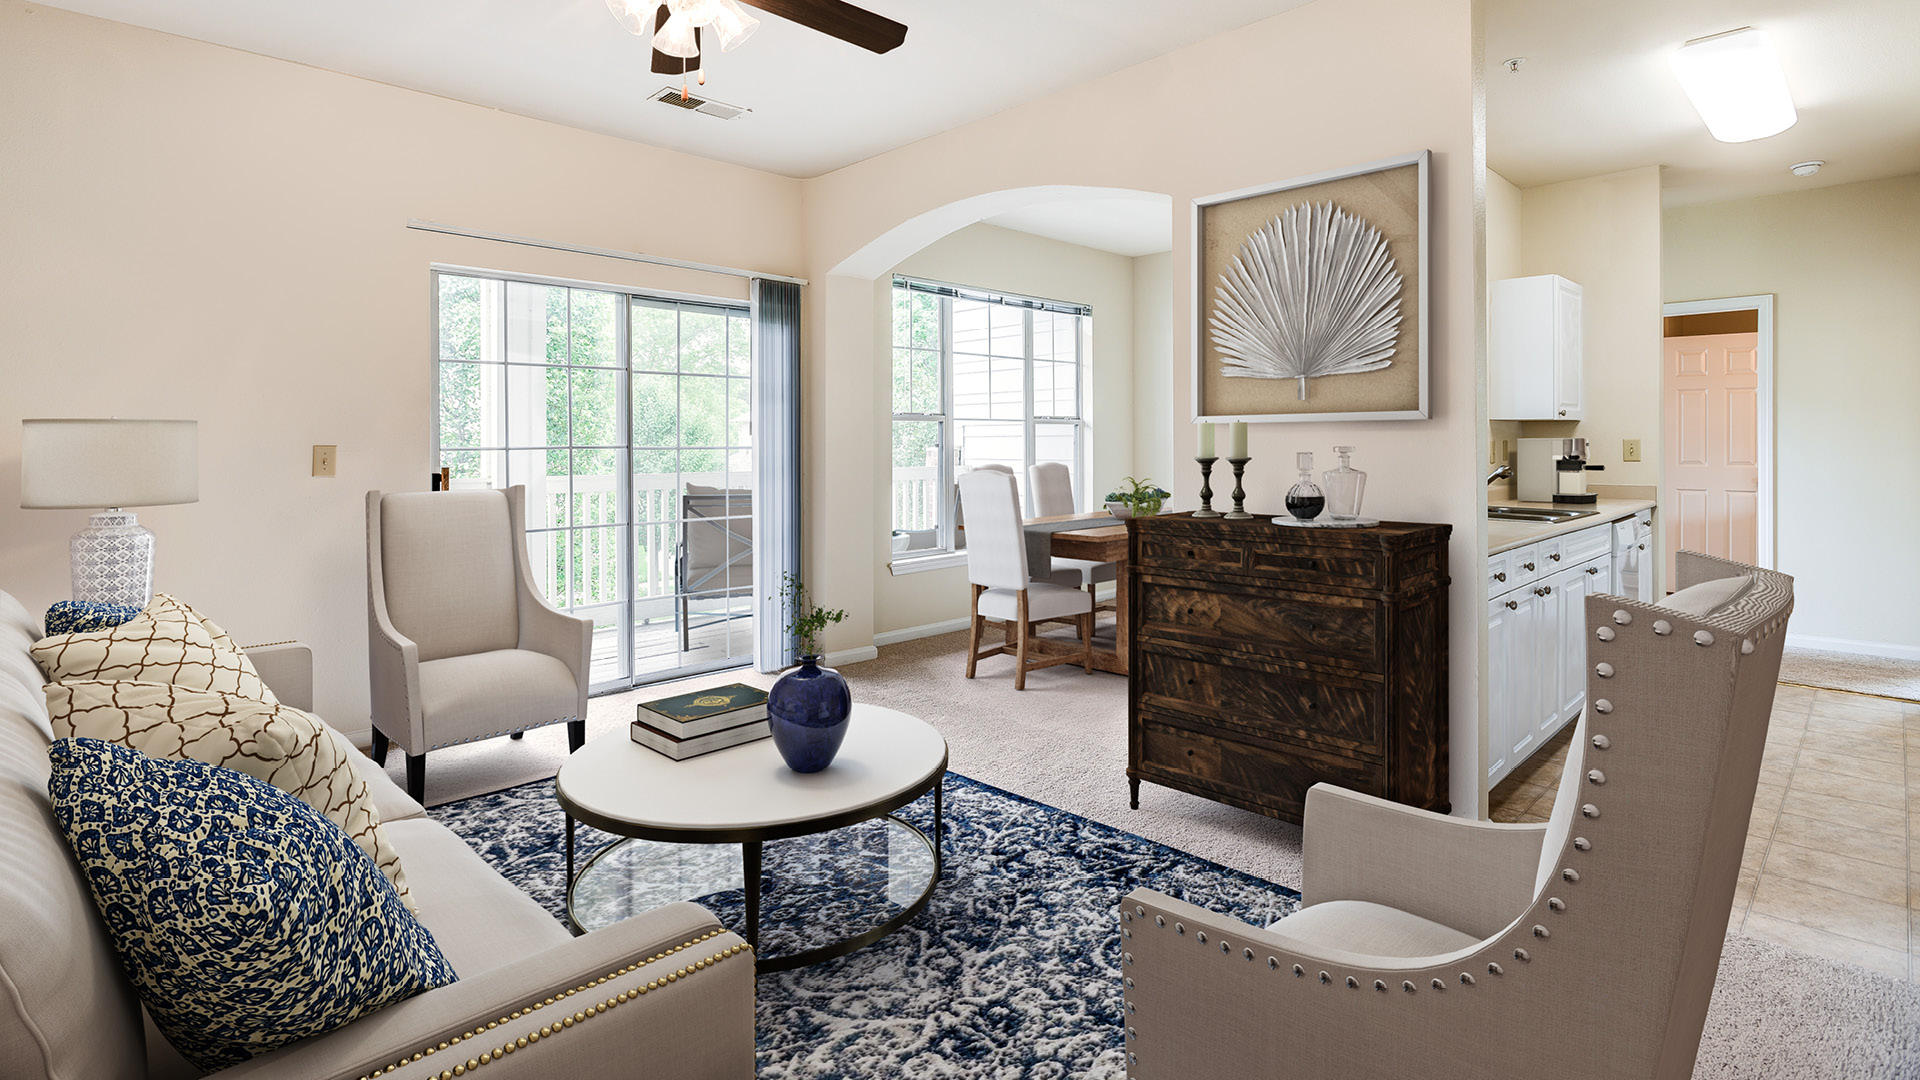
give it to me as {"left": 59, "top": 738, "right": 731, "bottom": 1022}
{"left": 767, "top": 655, "right": 852, "bottom": 773}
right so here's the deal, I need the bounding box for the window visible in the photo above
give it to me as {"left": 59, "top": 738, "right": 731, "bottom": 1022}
{"left": 890, "top": 276, "right": 1090, "bottom": 558}
{"left": 433, "top": 270, "right": 754, "bottom": 689}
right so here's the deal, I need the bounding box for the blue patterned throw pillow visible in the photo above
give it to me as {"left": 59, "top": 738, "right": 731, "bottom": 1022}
{"left": 44, "top": 599, "right": 143, "bottom": 637}
{"left": 46, "top": 738, "right": 456, "bottom": 1070}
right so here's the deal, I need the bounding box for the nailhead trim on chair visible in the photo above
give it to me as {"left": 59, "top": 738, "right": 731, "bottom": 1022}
{"left": 353, "top": 930, "right": 745, "bottom": 1080}
{"left": 1120, "top": 578, "right": 1798, "bottom": 1062}
{"left": 427, "top": 716, "right": 579, "bottom": 753}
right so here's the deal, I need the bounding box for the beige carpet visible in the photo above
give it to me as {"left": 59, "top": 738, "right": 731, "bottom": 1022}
{"left": 1780, "top": 645, "right": 1920, "bottom": 702}
{"left": 372, "top": 629, "right": 1920, "bottom": 1077}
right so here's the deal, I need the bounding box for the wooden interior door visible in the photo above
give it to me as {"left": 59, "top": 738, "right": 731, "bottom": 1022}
{"left": 1662, "top": 332, "right": 1760, "bottom": 584}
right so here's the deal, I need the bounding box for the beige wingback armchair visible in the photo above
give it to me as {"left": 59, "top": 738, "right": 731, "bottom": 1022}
{"left": 367, "top": 486, "right": 592, "bottom": 803}
{"left": 1121, "top": 552, "right": 1793, "bottom": 1079}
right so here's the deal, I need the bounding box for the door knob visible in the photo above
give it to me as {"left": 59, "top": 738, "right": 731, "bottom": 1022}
{"left": 1558, "top": 410, "right": 1567, "bottom": 417}
{"left": 1637, "top": 544, "right": 1646, "bottom": 551}
{"left": 1535, "top": 585, "right": 1551, "bottom": 596}
{"left": 1585, "top": 567, "right": 1599, "bottom": 575}
{"left": 1505, "top": 600, "right": 1518, "bottom": 610}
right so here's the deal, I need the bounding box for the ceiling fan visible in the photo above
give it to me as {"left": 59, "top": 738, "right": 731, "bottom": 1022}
{"left": 607, "top": 0, "right": 907, "bottom": 92}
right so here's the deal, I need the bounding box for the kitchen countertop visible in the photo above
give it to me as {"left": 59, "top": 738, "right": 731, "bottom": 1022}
{"left": 1486, "top": 496, "right": 1656, "bottom": 555}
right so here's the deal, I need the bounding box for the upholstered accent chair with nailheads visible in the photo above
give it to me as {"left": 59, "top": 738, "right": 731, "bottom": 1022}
{"left": 366, "top": 486, "right": 594, "bottom": 804}
{"left": 1120, "top": 551, "right": 1793, "bottom": 1079}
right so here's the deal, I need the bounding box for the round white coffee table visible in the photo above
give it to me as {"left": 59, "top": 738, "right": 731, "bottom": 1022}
{"left": 555, "top": 703, "right": 948, "bottom": 972}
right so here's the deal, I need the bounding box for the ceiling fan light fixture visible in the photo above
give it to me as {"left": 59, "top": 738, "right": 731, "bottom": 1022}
{"left": 1670, "top": 27, "right": 1797, "bottom": 143}
{"left": 710, "top": 0, "right": 761, "bottom": 51}
{"left": 653, "top": 9, "right": 701, "bottom": 58}
{"left": 605, "top": 0, "right": 652, "bottom": 36}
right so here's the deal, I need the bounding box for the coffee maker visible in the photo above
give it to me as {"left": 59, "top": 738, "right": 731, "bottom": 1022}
{"left": 1516, "top": 437, "right": 1600, "bottom": 504}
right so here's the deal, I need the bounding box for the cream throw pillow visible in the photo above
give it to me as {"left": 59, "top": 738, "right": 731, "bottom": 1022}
{"left": 31, "top": 593, "right": 277, "bottom": 703}
{"left": 45, "top": 680, "right": 415, "bottom": 910}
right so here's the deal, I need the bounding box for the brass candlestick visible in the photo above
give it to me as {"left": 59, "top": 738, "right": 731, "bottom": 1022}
{"left": 1224, "top": 457, "right": 1253, "bottom": 520}
{"left": 1193, "top": 456, "right": 1221, "bottom": 518}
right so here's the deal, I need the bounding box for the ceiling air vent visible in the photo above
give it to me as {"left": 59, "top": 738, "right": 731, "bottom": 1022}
{"left": 650, "top": 86, "right": 750, "bottom": 121}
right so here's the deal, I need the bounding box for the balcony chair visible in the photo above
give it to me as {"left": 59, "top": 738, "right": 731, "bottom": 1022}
{"left": 1120, "top": 551, "right": 1793, "bottom": 1079}
{"left": 677, "top": 483, "right": 753, "bottom": 652}
{"left": 1028, "top": 461, "right": 1117, "bottom": 602}
{"left": 957, "top": 468, "right": 1094, "bottom": 690}
{"left": 366, "top": 485, "right": 592, "bottom": 803}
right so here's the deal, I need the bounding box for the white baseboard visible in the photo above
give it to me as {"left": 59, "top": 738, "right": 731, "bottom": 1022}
{"left": 1786, "top": 633, "right": 1920, "bottom": 662}
{"left": 824, "top": 645, "right": 881, "bottom": 668}
{"left": 873, "top": 616, "right": 974, "bottom": 647}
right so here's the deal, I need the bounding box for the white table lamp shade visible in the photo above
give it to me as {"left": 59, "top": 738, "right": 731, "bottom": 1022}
{"left": 21, "top": 419, "right": 198, "bottom": 509}
{"left": 20, "top": 419, "right": 198, "bottom": 607}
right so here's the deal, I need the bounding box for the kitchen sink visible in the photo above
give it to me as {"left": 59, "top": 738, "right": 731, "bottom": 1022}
{"left": 1487, "top": 506, "right": 1600, "bottom": 523}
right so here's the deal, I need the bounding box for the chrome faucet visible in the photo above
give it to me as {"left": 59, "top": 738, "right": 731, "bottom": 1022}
{"left": 1486, "top": 464, "right": 1512, "bottom": 485}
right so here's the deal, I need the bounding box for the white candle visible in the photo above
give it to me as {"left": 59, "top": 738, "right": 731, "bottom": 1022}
{"left": 1230, "top": 422, "right": 1249, "bottom": 459}
{"left": 1197, "top": 423, "right": 1215, "bottom": 458}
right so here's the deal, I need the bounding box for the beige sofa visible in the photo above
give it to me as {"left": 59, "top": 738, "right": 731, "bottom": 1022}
{"left": 0, "top": 589, "right": 754, "bottom": 1080}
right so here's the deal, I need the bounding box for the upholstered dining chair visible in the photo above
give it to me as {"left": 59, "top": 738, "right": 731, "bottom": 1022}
{"left": 1120, "top": 552, "right": 1793, "bottom": 1079}
{"left": 1028, "top": 461, "right": 1117, "bottom": 601}
{"left": 366, "top": 486, "right": 592, "bottom": 803}
{"left": 957, "top": 468, "right": 1094, "bottom": 690}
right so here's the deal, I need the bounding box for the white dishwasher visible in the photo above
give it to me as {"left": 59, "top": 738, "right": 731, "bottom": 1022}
{"left": 1612, "top": 511, "right": 1654, "bottom": 602}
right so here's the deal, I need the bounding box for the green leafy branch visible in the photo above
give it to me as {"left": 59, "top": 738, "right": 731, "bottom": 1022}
{"left": 776, "top": 571, "right": 847, "bottom": 658}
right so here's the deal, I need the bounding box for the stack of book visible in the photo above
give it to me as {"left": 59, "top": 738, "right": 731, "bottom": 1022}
{"left": 630, "top": 683, "right": 770, "bottom": 760}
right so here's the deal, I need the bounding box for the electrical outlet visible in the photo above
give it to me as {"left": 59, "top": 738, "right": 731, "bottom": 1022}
{"left": 1622, "top": 438, "right": 1642, "bottom": 463}
{"left": 312, "top": 445, "right": 337, "bottom": 477}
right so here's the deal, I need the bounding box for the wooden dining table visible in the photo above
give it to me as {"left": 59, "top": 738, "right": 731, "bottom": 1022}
{"left": 1018, "top": 512, "right": 1131, "bottom": 676}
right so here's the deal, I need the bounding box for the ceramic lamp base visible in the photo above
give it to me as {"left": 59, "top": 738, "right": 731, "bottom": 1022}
{"left": 70, "top": 510, "right": 154, "bottom": 608}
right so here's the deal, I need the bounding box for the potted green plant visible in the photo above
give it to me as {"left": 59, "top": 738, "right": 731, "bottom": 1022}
{"left": 1105, "top": 477, "right": 1172, "bottom": 519}
{"left": 766, "top": 573, "right": 851, "bottom": 773}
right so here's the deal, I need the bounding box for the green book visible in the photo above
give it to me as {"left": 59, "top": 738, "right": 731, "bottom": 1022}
{"left": 635, "top": 683, "right": 768, "bottom": 738}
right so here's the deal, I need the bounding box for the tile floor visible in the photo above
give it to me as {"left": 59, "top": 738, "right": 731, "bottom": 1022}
{"left": 1490, "top": 683, "right": 1920, "bottom": 981}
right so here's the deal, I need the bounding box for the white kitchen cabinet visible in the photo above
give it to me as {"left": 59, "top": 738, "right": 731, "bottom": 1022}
{"left": 1486, "top": 585, "right": 1540, "bottom": 786}
{"left": 1485, "top": 523, "right": 1622, "bottom": 788}
{"left": 1490, "top": 274, "right": 1584, "bottom": 421}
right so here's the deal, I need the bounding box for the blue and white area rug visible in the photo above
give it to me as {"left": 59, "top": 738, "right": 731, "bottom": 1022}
{"left": 433, "top": 773, "right": 1298, "bottom": 1078}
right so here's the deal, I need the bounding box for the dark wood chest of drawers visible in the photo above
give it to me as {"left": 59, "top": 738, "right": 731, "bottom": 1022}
{"left": 1126, "top": 512, "right": 1451, "bottom": 823}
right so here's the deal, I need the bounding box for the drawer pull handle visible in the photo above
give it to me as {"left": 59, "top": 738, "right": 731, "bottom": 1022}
{"left": 1505, "top": 600, "right": 1518, "bottom": 610}
{"left": 1522, "top": 561, "right": 1536, "bottom": 571}
{"left": 1637, "top": 544, "right": 1646, "bottom": 551}
{"left": 1585, "top": 567, "right": 1599, "bottom": 575}
{"left": 1549, "top": 553, "right": 1561, "bottom": 561}
{"left": 1493, "top": 571, "right": 1507, "bottom": 582}
{"left": 1534, "top": 586, "right": 1551, "bottom": 596}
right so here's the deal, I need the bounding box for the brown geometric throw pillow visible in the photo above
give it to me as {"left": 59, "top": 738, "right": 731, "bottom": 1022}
{"left": 45, "top": 680, "right": 414, "bottom": 910}
{"left": 31, "top": 593, "right": 276, "bottom": 703}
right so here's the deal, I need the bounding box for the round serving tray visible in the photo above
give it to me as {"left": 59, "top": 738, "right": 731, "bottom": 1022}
{"left": 1272, "top": 516, "right": 1380, "bottom": 529}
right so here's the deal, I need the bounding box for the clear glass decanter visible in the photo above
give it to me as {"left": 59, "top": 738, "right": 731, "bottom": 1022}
{"left": 1284, "top": 452, "right": 1325, "bottom": 521}
{"left": 1323, "top": 445, "right": 1367, "bottom": 521}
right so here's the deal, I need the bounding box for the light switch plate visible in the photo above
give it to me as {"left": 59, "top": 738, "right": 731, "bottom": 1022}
{"left": 1622, "top": 438, "right": 1642, "bottom": 463}
{"left": 312, "top": 444, "right": 337, "bottom": 477}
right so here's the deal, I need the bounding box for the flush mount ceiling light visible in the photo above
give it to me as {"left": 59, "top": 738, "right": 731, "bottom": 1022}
{"left": 1670, "top": 27, "right": 1798, "bottom": 143}
{"left": 607, "top": 0, "right": 907, "bottom": 97}
{"left": 1789, "top": 160, "right": 1824, "bottom": 177}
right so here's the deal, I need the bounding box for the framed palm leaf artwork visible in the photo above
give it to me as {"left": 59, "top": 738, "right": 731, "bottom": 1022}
{"left": 1192, "top": 150, "right": 1429, "bottom": 423}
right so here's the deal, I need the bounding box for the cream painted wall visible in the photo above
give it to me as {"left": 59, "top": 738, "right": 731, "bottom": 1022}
{"left": 0, "top": 1, "right": 804, "bottom": 738}
{"left": 1486, "top": 170, "right": 1523, "bottom": 473}
{"left": 798, "top": 0, "right": 1487, "bottom": 815}
{"left": 1131, "top": 252, "right": 1177, "bottom": 490}
{"left": 1510, "top": 167, "right": 1664, "bottom": 491}
{"left": 1664, "top": 174, "right": 1920, "bottom": 653}
{"left": 872, "top": 223, "right": 1138, "bottom": 636}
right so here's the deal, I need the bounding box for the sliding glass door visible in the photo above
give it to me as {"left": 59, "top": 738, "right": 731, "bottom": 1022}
{"left": 434, "top": 270, "right": 755, "bottom": 691}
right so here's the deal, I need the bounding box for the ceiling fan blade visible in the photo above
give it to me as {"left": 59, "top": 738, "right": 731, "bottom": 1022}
{"left": 649, "top": 3, "right": 702, "bottom": 75}
{"left": 745, "top": 0, "right": 907, "bottom": 54}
